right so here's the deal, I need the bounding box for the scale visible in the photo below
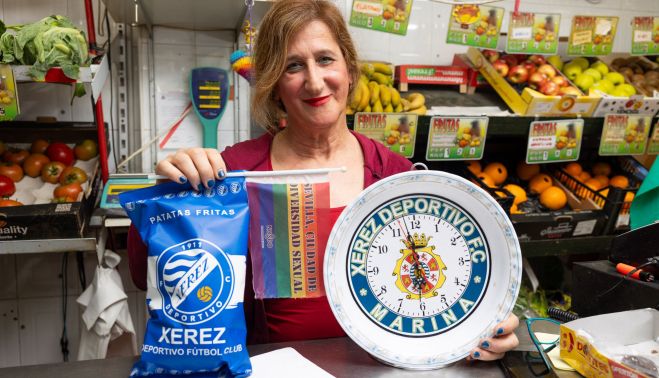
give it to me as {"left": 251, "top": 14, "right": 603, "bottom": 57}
{"left": 100, "top": 174, "right": 157, "bottom": 209}
{"left": 190, "top": 67, "right": 229, "bottom": 149}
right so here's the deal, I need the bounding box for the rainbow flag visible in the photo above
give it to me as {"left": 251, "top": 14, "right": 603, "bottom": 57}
{"left": 246, "top": 175, "right": 330, "bottom": 299}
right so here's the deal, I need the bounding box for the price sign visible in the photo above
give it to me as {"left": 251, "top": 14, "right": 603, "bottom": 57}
{"left": 526, "top": 119, "right": 583, "bottom": 163}
{"left": 349, "top": 0, "right": 413, "bottom": 36}
{"left": 631, "top": 17, "right": 659, "bottom": 55}
{"left": 354, "top": 112, "right": 418, "bottom": 158}
{"left": 599, "top": 114, "right": 651, "bottom": 155}
{"left": 568, "top": 16, "right": 618, "bottom": 56}
{"left": 647, "top": 119, "right": 659, "bottom": 155}
{"left": 426, "top": 116, "right": 488, "bottom": 161}
{"left": 446, "top": 5, "right": 504, "bottom": 49}
{"left": 0, "top": 65, "right": 19, "bottom": 121}
{"left": 506, "top": 12, "right": 560, "bottom": 55}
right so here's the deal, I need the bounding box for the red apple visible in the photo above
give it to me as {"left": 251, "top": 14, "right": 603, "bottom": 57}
{"left": 508, "top": 65, "right": 529, "bottom": 83}
{"left": 539, "top": 81, "right": 560, "bottom": 96}
{"left": 482, "top": 50, "right": 500, "bottom": 63}
{"left": 528, "top": 55, "right": 547, "bottom": 66}
{"left": 537, "top": 64, "right": 557, "bottom": 78}
{"left": 528, "top": 72, "right": 548, "bottom": 89}
{"left": 522, "top": 61, "right": 537, "bottom": 75}
{"left": 559, "top": 86, "right": 582, "bottom": 96}
{"left": 551, "top": 76, "right": 569, "bottom": 87}
{"left": 501, "top": 55, "right": 519, "bottom": 68}
{"left": 492, "top": 59, "right": 509, "bottom": 77}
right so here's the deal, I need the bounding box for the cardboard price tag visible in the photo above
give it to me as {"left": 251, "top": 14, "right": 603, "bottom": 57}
{"left": 599, "top": 114, "right": 651, "bottom": 155}
{"left": 0, "top": 65, "right": 19, "bottom": 121}
{"left": 526, "top": 119, "right": 583, "bottom": 163}
{"left": 446, "top": 5, "right": 504, "bottom": 49}
{"left": 631, "top": 16, "right": 659, "bottom": 55}
{"left": 647, "top": 119, "right": 659, "bottom": 155}
{"left": 354, "top": 112, "right": 418, "bottom": 158}
{"left": 349, "top": 0, "right": 413, "bottom": 36}
{"left": 568, "top": 16, "right": 618, "bottom": 56}
{"left": 425, "top": 116, "right": 488, "bottom": 161}
{"left": 506, "top": 12, "right": 560, "bottom": 55}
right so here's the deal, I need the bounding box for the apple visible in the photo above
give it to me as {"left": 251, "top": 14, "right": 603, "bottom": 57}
{"left": 528, "top": 72, "right": 548, "bottom": 89}
{"left": 501, "top": 55, "right": 519, "bottom": 68}
{"left": 482, "top": 50, "right": 500, "bottom": 63}
{"left": 547, "top": 55, "right": 564, "bottom": 71}
{"left": 591, "top": 79, "right": 615, "bottom": 94}
{"left": 540, "top": 80, "right": 560, "bottom": 96}
{"left": 590, "top": 61, "right": 609, "bottom": 76}
{"left": 528, "top": 55, "right": 546, "bottom": 66}
{"left": 618, "top": 83, "right": 637, "bottom": 96}
{"left": 507, "top": 65, "right": 529, "bottom": 83}
{"left": 551, "top": 76, "right": 569, "bottom": 87}
{"left": 583, "top": 68, "right": 602, "bottom": 81}
{"left": 492, "top": 59, "right": 509, "bottom": 77}
{"left": 537, "top": 64, "right": 557, "bottom": 78}
{"left": 563, "top": 62, "right": 583, "bottom": 81}
{"left": 574, "top": 73, "right": 595, "bottom": 91}
{"left": 521, "top": 61, "right": 537, "bottom": 75}
{"left": 571, "top": 57, "right": 590, "bottom": 70}
{"left": 605, "top": 72, "right": 625, "bottom": 85}
{"left": 559, "top": 86, "right": 582, "bottom": 96}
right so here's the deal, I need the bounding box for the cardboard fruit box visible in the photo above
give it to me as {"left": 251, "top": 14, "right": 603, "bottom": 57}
{"left": 0, "top": 122, "right": 101, "bottom": 241}
{"left": 465, "top": 47, "right": 601, "bottom": 116}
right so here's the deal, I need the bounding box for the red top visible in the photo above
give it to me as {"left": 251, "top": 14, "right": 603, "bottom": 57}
{"left": 127, "top": 130, "right": 413, "bottom": 344}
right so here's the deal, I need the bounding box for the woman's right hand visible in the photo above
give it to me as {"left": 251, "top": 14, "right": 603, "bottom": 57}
{"left": 155, "top": 147, "right": 227, "bottom": 191}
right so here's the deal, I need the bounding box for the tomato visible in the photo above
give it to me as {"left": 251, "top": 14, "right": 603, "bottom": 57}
{"left": 59, "top": 166, "right": 88, "bottom": 185}
{"left": 30, "top": 139, "right": 50, "bottom": 154}
{"left": 74, "top": 139, "right": 98, "bottom": 161}
{"left": 0, "top": 163, "right": 23, "bottom": 182}
{"left": 46, "top": 142, "right": 75, "bottom": 166}
{"left": 0, "top": 199, "right": 22, "bottom": 207}
{"left": 53, "top": 182, "right": 82, "bottom": 202}
{"left": 41, "top": 161, "right": 66, "bottom": 184}
{"left": 0, "top": 175, "right": 15, "bottom": 197}
{"left": 3, "top": 149, "right": 29, "bottom": 165}
{"left": 23, "top": 153, "right": 50, "bottom": 178}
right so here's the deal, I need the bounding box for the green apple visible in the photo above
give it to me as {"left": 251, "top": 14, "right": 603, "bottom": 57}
{"left": 583, "top": 68, "right": 602, "bottom": 81}
{"left": 605, "top": 72, "right": 625, "bottom": 85}
{"left": 618, "top": 83, "right": 637, "bottom": 96}
{"left": 563, "top": 62, "right": 583, "bottom": 81}
{"left": 575, "top": 73, "right": 595, "bottom": 91}
{"left": 591, "top": 79, "right": 614, "bottom": 94}
{"left": 611, "top": 86, "right": 628, "bottom": 97}
{"left": 547, "top": 55, "right": 564, "bottom": 71}
{"left": 572, "top": 57, "right": 590, "bottom": 70}
{"left": 590, "top": 61, "right": 609, "bottom": 76}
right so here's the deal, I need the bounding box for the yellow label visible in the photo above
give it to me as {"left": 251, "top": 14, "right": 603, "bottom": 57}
{"left": 572, "top": 30, "right": 592, "bottom": 45}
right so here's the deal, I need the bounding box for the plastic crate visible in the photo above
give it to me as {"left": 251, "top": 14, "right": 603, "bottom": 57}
{"left": 461, "top": 166, "right": 514, "bottom": 214}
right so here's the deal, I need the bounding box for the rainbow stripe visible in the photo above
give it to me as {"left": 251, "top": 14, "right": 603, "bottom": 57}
{"left": 247, "top": 181, "right": 330, "bottom": 298}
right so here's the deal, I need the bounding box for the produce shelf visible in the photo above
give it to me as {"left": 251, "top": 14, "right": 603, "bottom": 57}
{"left": 0, "top": 237, "right": 97, "bottom": 254}
{"left": 519, "top": 235, "right": 613, "bottom": 258}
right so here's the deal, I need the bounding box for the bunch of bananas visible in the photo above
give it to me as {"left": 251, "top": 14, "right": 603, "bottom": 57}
{"left": 347, "top": 61, "right": 426, "bottom": 115}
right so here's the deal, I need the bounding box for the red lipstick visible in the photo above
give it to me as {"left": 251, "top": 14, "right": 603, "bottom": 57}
{"left": 304, "top": 95, "right": 331, "bottom": 107}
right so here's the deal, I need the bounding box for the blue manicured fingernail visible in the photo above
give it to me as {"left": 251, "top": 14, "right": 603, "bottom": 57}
{"left": 207, "top": 179, "right": 215, "bottom": 188}
{"left": 218, "top": 169, "right": 226, "bottom": 178}
{"left": 197, "top": 183, "right": 204, "bottom": 192}
{"left": 473, "top": 351, "right": 480, "bottom": 359}
{"left": 496, "top": 327, "right": 504, "bottom": 335}
{"left": 179, "top": 176, "right": 187, "bottom": 184}
{"left": 481, "top": 341, "right": 490, "bottom": 349}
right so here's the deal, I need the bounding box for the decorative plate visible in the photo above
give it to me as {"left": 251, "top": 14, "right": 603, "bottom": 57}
{"left": 324, "top": 170, "right": 521, "bottom": 369}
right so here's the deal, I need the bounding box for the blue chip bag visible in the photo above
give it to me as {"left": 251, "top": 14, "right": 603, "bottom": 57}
{"left": 120, "top": 178, "right": 252, "bottom": 377}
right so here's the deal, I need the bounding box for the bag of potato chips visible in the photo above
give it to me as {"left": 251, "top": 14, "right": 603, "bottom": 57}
{"left": 120, "top": 178, "right": 251, "bottom": 377}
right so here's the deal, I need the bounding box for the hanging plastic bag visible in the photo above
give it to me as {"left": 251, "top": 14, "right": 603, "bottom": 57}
{"left": 120, "top": 178, "right": 252, "bottom": 377}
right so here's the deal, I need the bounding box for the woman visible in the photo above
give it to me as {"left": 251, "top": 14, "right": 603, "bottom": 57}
{"left": 129, "top": 0, "right": 518, "bottom": 361}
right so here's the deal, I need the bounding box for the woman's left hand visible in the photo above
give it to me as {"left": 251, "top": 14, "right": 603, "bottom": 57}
{"left": 468, "top": 313, "right": 519, "bottom": 361}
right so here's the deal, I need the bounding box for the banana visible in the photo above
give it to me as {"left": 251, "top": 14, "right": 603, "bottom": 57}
{"left": 371, "top": 72, "right": 390, "bottom": 85}
{"left": 394, "top": 103, "right": 403, "bottom": 112}
{"left": 408, "top": 105, "right": 427, "bottom": 115}
{"left": 384, "top": 103, "right": 394, "bottom": 113}
{"left": 359, "top": 74, "right": 369, "bottom": 86}
{"left": 346, "top": 107, "right": 355, "bottom": 115}
{"left": 372, "top": 100, "right": 383, "bottom": 113}
{"left": 349, "top": 83, "right": 362, "bottom": 110}
{"left": 390, "top": 87, "right": 401, "bottom": 107}
{"left": 400, "top": 98, "right": 411, "bottom": 111}
{"left": 357, "top": 81, "right": 370, "bottom": 111}
{"left": 379, "top": 84, "right": 391, "bottom": 107}
{"left": 364, "top": 104, "right": 371, "bottom": 112}
{"left": 372, "top": 62, "right": 392, "bottom": 76}
{"left": 406, "top": 93, "right": 425, "bottom": 109}
{"left": 360, "top": 63, "right": 374, "bottom": 78}
{"left": 368, "top": 81, "right": 380, "bottom": 106}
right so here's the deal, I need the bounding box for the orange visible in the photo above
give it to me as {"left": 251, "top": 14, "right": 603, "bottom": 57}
{"left": 584, "top": 178, "right": 603, "bottom": 191}
{"left": 466, "top": 161, "right": 482, "bottom": 175}
{"left": 624, "top": 192, "right": 635, "bottom": 202}
{"left": 578, "top": 171, "right": 591, "bottom": 182}
{"left": 475, "top": 172, "right": 496, "bottom": 188}
{"left": 540, "top": 186, "right": 567, "bottom": 210}
{"left": 593, "top": 174, "right": 609, "bottom": 187}
{"left": 516, "top": 161, "right": 540, "bottom": 181}
{"left": 529, "top": 173, "right": 553, "bottom": 194}
{"left": 509, "top": 204, "right": 524, "bottom": 214}
{"left": 600, "top": 188, "right": 609, "bottom": 198}
{"left": 504, "top": 184, "right": 528, "bottom": 205}
{"left": 609, "top": 175, "right": 629, "bottom": 189}
{"left": 592, "top": 162, "right": 611, "bottom": 177}
{"left": 484, "top": 162, "right": 508, "bottom": 186}
{"left": 564, "top": 162, "right": 582, "bottom": 177}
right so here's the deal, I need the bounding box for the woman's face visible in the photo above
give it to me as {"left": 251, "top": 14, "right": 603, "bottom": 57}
{"left": 275, "top": 20, "right": 351, "bottom": 131}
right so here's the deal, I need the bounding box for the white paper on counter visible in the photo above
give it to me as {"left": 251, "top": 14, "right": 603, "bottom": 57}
{"left": 249, "top": 347, "right": 335, "bottom": 378}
